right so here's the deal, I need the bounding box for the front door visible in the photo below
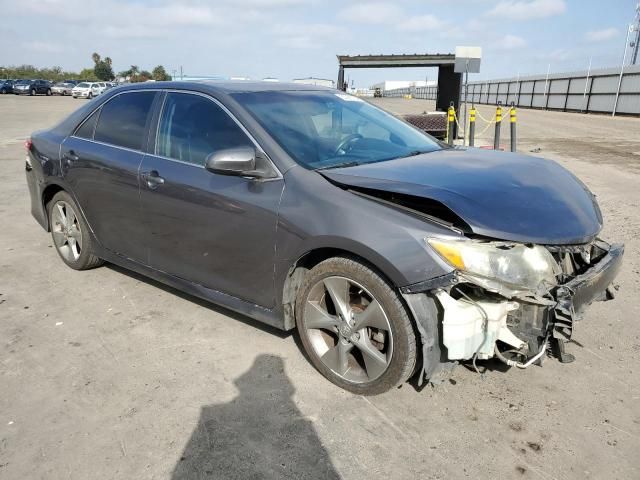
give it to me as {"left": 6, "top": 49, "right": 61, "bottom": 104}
{"left": 139, "top": 92, "right": 284, "bottom": 308}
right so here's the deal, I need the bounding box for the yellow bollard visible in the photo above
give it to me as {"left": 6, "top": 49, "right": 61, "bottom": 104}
{"left": 510, "top": 104, "right": 517, "bottom": 152}
{"left": 469, "top": 106, "right": 476, "bottom": 147}
{"left": 447, "top": 105, "right": 455, "bottom": 146}
{"left": 493, "top": 104, "right": 503, "bottom": 150}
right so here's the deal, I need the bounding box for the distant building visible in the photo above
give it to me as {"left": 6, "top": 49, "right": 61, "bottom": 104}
{"left": 370, "top": 80, "right": 436, "bottom": 91}
{"left": 293, "top": 77, "right": 335, "bottom": 88}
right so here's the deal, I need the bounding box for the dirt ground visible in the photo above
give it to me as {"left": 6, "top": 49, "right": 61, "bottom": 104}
{"left": 1, "top": 94, "right": 639, "bottom": 480}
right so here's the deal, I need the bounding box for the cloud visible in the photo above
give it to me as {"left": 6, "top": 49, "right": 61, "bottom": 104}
{"left": 22, "top": 41, "right": 64, "bottom": 53}
{"left": 337, "top": 3, "right": 403, "bottom": 24}
{"left": 398, "top": 14, "right": 446, "bottom": 32}
{"left": 535, "top": 48, "right": 572, "bottom": 61}
{"left": 494, "top": 34, "right": 527, "bottom": 50}
{"left": 585, "top": 28, "right": 619, "bottom": 42}
{"left": 486, "top": 0, "right": 566, "bottom": 21}
{"left": 274, "top": 23, "right": 347, "bottom": 49}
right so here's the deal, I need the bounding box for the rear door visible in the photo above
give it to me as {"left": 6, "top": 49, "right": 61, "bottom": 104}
{"left": 61, "top": 90, "right": 158, "bottom": 262}
{"left": 138, "top": 91, "right": 284, "bottom": 307}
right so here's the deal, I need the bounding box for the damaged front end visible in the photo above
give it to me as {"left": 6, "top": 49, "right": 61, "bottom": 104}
{"left": 403, "top": 237, "right": 624, "bottom": 385}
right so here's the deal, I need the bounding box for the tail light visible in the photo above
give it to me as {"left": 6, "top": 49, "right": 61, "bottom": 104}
{"left": 24, "top": 138, "right": 33, "bottom": 151}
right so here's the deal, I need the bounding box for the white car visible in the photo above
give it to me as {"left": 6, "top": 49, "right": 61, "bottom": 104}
{"left": 71, "top": 82, "right": 107, "bottom": 99}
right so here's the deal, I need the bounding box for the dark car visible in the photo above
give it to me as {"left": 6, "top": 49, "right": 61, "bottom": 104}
{"left": 13, "top": 79, "right": 52, "bottom": 96}
{"left": 0, "top": 79, "right": 14, "bottom": 94}
{"left": 25, "top": 82, "right": 623, "bottom": 395}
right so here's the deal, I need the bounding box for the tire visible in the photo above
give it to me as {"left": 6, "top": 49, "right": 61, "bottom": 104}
{"left": 30, "top": 89, "right": 35, "bottom": 96}
{"left": 1, "top": 88, "right": 6, "bottom": 94}
{"left": 88, "top": 92, "right": 93, "bottom": 99}
{"left": 295, "top": 256, "right": 417, "bottom": 395}
{"left": 46, "top": 89, "right": 52, "bottom": 96}
{"left": 48, "top": 191, "right": 104, "bottom": 270}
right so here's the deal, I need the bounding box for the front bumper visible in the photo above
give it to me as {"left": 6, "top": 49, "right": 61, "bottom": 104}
{"left": 552, "top": 243, "right": 623, "bottom": 343}
{"left": 405, "top": 240, "right": 624, "bottom": 383}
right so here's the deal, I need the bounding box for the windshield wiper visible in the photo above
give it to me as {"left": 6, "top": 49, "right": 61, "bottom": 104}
{"left": 315, "top": 161, "right": 360, "bottom": 171}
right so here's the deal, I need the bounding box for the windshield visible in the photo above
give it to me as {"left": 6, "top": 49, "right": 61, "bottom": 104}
{"left": 76, "top": 82, "right": 89, "bottom": 88}
{"left": 233, "top": 90, "right": 442, "bottom": 169}
{"left": 15, "top": 80, "right": 31, "bottom": 85}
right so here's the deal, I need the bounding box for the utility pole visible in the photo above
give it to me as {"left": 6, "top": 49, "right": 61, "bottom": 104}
{"left": 631, "top": 3, "right": 640, "bottom": 65}
{"left": 613, "top": 24, "right": 634, "bottom": 116}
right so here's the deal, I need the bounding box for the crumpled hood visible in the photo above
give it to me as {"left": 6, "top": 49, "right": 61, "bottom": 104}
{"left": 321, "top": 148, "right": 602, "bottom": 245}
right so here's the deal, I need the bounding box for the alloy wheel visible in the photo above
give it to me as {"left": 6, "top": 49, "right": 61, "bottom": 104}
{"left": 51, "top": 201, "right": 83, "bottom": 262}
{"left": 302, "top": 276, "right": 393, "bottom": 383}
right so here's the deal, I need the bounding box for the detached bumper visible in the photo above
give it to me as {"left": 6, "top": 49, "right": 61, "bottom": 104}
{"left": 552, "top": 243, "right": 624, "bottom": 342}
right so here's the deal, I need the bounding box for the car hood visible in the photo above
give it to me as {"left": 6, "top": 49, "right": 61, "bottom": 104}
{"left": 321, "top": 148, "right": 602, "bottom": 245}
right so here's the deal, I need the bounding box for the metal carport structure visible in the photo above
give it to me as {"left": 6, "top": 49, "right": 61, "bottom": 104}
{"left": 336, "top": 53, "right": 462, "bottom": 114}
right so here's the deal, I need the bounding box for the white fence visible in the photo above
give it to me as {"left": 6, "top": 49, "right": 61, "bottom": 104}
{"left": 383, "top": 65, "right": 640, "bottom": 115}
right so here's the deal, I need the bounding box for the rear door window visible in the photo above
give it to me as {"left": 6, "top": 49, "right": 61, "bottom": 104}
{"left": 94, "top": 91, "right": 156, "bottom": 150}
{"left": 156, "top": 92, "right": 253, "bottom": 166}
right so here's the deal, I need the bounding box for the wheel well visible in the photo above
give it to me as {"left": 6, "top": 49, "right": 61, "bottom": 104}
{"left": 281, "top": 247, "right": 397, "bottom": 330}
{"left": 42, "top": 184, "right": 65, "bottom": 230}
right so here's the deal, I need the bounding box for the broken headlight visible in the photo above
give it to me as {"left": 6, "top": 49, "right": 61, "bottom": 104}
{"left": 427, "top": 238, "right": 560, "bottom": 292}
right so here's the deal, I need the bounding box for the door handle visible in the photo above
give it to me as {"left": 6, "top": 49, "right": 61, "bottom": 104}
{"left": 142, "top": 170, "right": 165, "bottom": 189}
{"left": 63, "top": 150, "right": 79, "bottom": 165}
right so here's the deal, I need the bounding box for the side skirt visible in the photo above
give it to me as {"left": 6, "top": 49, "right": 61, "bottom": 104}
{"left": 95, "top": 245, "right": 286, "bottom": 331}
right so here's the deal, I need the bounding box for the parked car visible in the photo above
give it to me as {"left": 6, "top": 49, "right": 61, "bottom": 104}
{"left": 0, "top": 79, "right": 14, "bottom": 94}
{"left": 13, "top": 79, "right": 52, "bottom": 96}
{"left": 71, "top": 82, "right": 106, "bottom": 99}
{"left": 51, "top": 82, "right": 75, "bottom": 96}
{"left": 24, "top": 82, "right": 623, "bottom": 395}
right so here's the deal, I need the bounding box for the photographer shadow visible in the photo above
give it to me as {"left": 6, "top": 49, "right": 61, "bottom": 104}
{"left": 172, "top": 354, "right": 341, "bottom": 480}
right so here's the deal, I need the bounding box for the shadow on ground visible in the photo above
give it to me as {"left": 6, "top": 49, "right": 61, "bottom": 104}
{"left": 171, "top": 354, "right": 340, "bottom": 480}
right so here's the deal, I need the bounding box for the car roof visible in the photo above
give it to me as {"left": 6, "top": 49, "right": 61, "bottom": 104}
{"left": 113, "top": 80, "right": 334, "bottom": 95}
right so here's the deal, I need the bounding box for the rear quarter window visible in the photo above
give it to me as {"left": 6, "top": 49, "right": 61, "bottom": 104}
{"left": 74, "top": 108, "right": 101, "bottom": 140}
{"left": 94, "top": 91, "right": 156, "bottom": 150}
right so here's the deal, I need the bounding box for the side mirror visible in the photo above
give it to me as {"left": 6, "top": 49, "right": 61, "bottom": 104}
{"left": 205, "top": 147, "right": 257, "bottom": 176}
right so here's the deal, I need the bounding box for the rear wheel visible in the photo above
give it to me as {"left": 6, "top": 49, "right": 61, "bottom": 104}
{"left": 48, "top": 191, "right": 103, "bottom": 270}
{"left": 1, "top": 88, "right": 6, "bottom": 94}
{"left": 46, "top": 88, "right": 52, "bottom": 96}
{"left": 30, "top": 88, "right": 35, "bottom": 96}
{"left": 295, "top": 257, "right": 417, "bottom": 395}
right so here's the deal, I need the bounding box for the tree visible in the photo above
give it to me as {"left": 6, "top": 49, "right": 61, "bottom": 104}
{"left": 79, "top": 68, "right": 98, "bottom": 81}
{"left": 91, "top": 52, "right": 101, "bottom": 64}
{"left": 152, "top": 65, "right": 171, "bottom": 81}
{"left": 94, "top": 61, "right": 114, "bottom": 81}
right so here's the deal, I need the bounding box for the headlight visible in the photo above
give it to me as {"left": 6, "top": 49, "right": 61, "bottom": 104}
{"left": 427, "top": 238, "right": 560, "bottom": 291}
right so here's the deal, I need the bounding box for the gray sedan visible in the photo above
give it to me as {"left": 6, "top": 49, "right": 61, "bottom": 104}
{"left": 51, "top": 82, "right": 75, "bottom": 96}
{"left": 24, "top": 81, "right": 623, "bottom": 395}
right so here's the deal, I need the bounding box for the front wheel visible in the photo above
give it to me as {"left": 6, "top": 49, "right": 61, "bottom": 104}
{"left": 1, "top": 88, "right": 6, "bottom": 94}
{"left": 48, "top": 191, "right": 104, "bottom": 270}
{"left": 30, "top": 89, "right": 35, "bottom": 96}
{"left": 88, "top": 92, "right": 93, "bottom": 99}
{"left": 46, "top": 88, "right": 52, "bottom": 96}
{"left": 295, "top": 257, "right": 417, "bottom": 395}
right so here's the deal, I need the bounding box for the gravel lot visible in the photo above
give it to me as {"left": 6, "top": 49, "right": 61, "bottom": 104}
{"left": 1, "top": 94, "right": 639, "bottom": 480}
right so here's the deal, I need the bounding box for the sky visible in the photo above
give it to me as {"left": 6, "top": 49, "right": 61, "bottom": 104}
{"left": 0, "top": 0, "right": 637, "bottom": 87}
